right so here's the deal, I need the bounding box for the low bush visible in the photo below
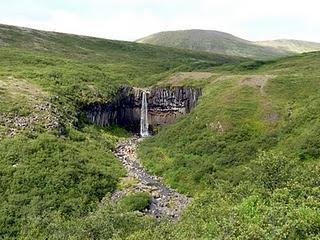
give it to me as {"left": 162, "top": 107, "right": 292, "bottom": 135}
{"left": 118, "top": 192, "right": 151, "bottom": 212}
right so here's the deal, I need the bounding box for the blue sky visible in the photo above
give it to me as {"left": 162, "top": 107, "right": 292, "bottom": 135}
{"left": 1, "top": 0, "right": 319, "bottom": 42}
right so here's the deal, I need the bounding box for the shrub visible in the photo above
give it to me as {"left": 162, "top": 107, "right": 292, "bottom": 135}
{"left": 252, "top": 151, "right": 296, "bottom": 191}
{"left": 118, "top": 192, "right": 151, "bottom": 212}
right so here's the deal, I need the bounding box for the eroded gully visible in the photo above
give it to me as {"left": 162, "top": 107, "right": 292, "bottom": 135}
{"left": 113, "top": 136, "right": 191, "bottom": 219}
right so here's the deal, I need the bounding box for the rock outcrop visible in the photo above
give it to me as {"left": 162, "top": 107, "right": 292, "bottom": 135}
{"left": 0, "top": 102, "right": 61, "bottom": 139}
{"left": 83, "top": 86, "right": 201, "bottom": 132}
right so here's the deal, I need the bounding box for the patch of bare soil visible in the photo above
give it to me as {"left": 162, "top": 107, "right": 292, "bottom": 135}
{"left": 160, "top": 72, "right": 213, "bottom": 85}
{"left": 240, "top": 75, "right": 274, "bottom": 94}
{"left": 0, "top": 76, "right": 48, "bottom": 100}
{"left": 238, "top": 75, "right": 282, "bottom": 124}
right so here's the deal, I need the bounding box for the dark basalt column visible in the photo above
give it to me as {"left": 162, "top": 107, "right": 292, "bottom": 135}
{"left": 82, "top": 86, "right": 202, "bottom": 133}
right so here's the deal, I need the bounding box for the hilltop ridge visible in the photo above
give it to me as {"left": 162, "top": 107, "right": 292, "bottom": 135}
{"left": 137, "top": 29, "right": 320, "bottom": 59}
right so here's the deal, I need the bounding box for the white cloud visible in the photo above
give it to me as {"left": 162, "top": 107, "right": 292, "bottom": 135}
{"left": 0, "top": 0, "right": 319, "bottom": 42}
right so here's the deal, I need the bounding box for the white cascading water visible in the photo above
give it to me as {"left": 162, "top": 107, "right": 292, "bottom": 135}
{"left": 140, "top": 91, "right": 149, "bottom": 137}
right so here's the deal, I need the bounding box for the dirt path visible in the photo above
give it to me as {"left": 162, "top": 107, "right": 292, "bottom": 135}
{"left": 113, "top": 136, "right": 191, "bottom": 219}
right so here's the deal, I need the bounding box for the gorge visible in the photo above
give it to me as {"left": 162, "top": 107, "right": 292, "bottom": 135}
{"left": 83, "top": 86, "right": 202, "bottom": 134}
{"left": 81, "top": 86, "right": 202, "bottom": 217}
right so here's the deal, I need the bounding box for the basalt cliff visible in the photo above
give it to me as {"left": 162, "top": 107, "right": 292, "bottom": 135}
{"left": 83, "top": 87, "right": 201, "bottom": 133}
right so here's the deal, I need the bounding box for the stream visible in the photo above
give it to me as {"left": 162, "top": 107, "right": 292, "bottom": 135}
{"left": 113, "top": 136, "right": 191, "bottom": 219}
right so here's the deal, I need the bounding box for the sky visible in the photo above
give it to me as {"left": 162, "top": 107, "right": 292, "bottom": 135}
{"left": 0, "top": 0, "right": 319, "bottom": 42}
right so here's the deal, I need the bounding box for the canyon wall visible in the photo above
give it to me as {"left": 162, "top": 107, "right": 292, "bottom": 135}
{"left": 82, "top": 86, "right": 202, "bottom": 132}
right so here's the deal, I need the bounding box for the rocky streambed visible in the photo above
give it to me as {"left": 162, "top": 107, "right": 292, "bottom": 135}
{"left": 113, "top": 136, "right": 191, "bottom": 219}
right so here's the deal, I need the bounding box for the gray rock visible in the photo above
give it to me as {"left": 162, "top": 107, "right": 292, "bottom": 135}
{"left": 83, "top": 87, "right": 201, "bottom": 133}
{"left": 112, "top": 136, "right": 192, "bottom": 219}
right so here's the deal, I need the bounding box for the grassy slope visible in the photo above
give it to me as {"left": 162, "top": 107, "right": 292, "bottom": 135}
{"left": 138, "top": 52, "right": 320, "bottom": 238}
{"left": 140, "top": 52, "right": 320, "bottom": 192}
{"left": 1, "top": 23, "right": 320, "bottom": 239}
{"left": 0, "top": 24, "right": 243, "bottom": 239}
{"left": 136, "top": 29, "right": 292, "bottom": 59}
{"left": 256, "top": 39, "right": 320, "bottom": 53}
{"left": 0, "top": 25, "right": 241, "bottom": 90}
{"left": 0, "top": 24, "right": 242, "bottom": 136}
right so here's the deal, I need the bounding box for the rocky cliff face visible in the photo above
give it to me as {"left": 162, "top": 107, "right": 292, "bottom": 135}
{"left": 82, "top": 86, "right": 201, "bottom": 132}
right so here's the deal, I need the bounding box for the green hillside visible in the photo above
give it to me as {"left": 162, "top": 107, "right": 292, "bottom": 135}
{"left": 1, "top": 23, "right": 320, "bottom": 239}
{"left": 0, "top": 24, "right": 242, "bottom": 239}
{"left": 256, "top": 39, "right": 320, "bottom": 53}
{"left": 136, "top": 29, "right": 292, "bottom": 59}
{"left": 0, "top": 24, "right": 243, "bottom": 135}
{"left": 138, "top": 52, "right": 320, "bottom": 238}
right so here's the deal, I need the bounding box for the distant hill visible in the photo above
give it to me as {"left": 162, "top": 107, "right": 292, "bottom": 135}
{"left": 255, "top": 39, "right": 320, "bottom": 53}
{"left": 137, "top": 29, "right": 320, "bottom": 59}
{"left": 0, "top": 23, "right": 242, "bottom": 116}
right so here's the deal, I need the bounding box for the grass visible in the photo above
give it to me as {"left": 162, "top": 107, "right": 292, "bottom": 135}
{"left": 118, "top": 192, "right": 151, "bottom": 212}
{"left": 140, "top": 52, "right": 320, "bottom": 191}
{"left": 256, "top": 39, "right": 320, "bottom": 53}
{"left": 0, "top": 23, "right": 242, "bottom": 137}
{"left": 0, "top": 125, "right": 126, "bottom": 238}
{"left": 137, "top": 51, "right": 320, "bottom": 238}
{"left": 0, "top": 24, "right": 243, "bottom": 239}
{"left": 0, "top": 76, "right": 47, "bottom": 114}
{"left": 137, "top": 29, "right": 293, "bottom": 59}
{"left": 1, "top": 23, "right": 320, "bottom": 239}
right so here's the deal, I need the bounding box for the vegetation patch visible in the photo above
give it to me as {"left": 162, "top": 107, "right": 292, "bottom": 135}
{"left": 118, "top": 192, "right": 152, "bottom": 212}
{"left": 1, "top": 24, "right": 320, "bottom": 239}
{"left": 138, "top": 51, "right": 320, "bottom": 238}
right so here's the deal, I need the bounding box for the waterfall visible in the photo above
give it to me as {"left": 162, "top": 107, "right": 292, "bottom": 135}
{"left": 140, "top": 91, "right": 149, "bottom": 137}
